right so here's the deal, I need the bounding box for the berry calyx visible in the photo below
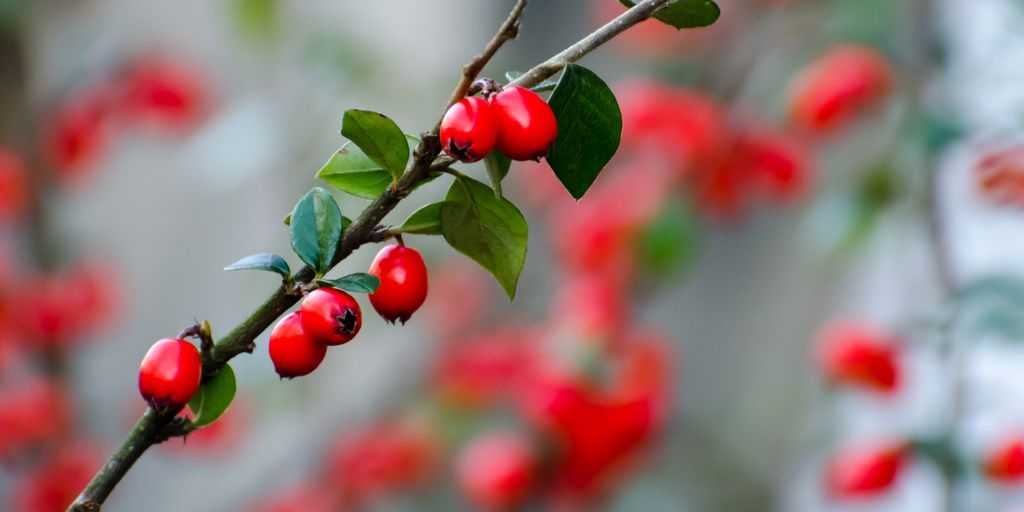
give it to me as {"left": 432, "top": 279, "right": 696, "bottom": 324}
{"left": 490, "top": 86, "right": 558, "bottom": 161}
{"left": 138, "top": 338, "right": 202, "bottom": 413}
{"left": 300, "top": 288, "right": 362, "bottom": 346}
{"left": 269, "top": 311, "right": 327, "bottom": 379}
{"left": 440, "top": 96, "right": 499, "bottom": 163}
{"left": 368, "top": 244, "right": 429, "bottom": 324}
{"left": 457, "top": 431, "right": 536, "bottom": 511}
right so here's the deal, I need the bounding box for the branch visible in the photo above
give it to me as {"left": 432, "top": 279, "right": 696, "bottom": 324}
{"left": 68, "top": 1, "right": 675, "bottom": 509}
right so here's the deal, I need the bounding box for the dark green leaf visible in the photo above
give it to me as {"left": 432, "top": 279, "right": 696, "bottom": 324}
{"left": 188, "top": 364, "right": 236, "bottom": 428}
{"left": 223, "top": 253, "right": 291, "bottom": 281}
{"left": 340, "top": 110, "right": 409, "bottom": 179}
{"left": 441, "top": 176, "right": 528, "bottom": 299}
{"left": 547, "top": 64, "right": 622, "bottom": 199}
{"left": 483, "top": 151, "right": 512, "bottom": 197}
{"left": 959, "top": 276, "right": 1024, "bottom": 341}
{"left": 400, "top": 202, "right": 445, "bottom": 235}
{"left": 319, "top": 273, "right": 380, "bottom": 293}
{"left": 318, "top": 136, "right": 426, "bottom": 199}
{"left": 619, "top": 0, "right": 720, "bottom": 29}
{"left": 290, "top": 188, "right": 343, "bottom": 274}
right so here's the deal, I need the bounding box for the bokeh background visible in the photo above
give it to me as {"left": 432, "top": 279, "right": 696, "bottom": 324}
{"left": 4, "top": 0, "right": 1024, "bottom": 511}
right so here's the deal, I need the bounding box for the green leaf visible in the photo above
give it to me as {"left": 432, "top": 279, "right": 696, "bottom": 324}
{"left": 233, "top": 0, "right": 279, "bottom": 40}
{"left": 188, "top": 364, "right": 236, "bottom": 429}
{"left": 504, "top": 71, "right": 558, "bottom": 93}
{"left": 400, "top": 202, "right": 445, "bottom": 235}
{"left": 635, "top": 199, "right": 700, "bottom": 279}
{"left": 959, "top": 277, "right": 1024, "bottom": 342}
{"left": 290, "top": 188, "right": 343, "bottom": 274}
{"left": 318, "top": 136, "right": 427, "bottom": 199}
{"left": 546, "top": 64, "right": 622, "bottom": 199}
{"left": 441, "top": 176, "right": 528, "bottom": 299}
{"left": 340, "top": 110, "right": 409, "bottom": 180}
{"left": 619, "top": 0, "right": 720, "bottom": 29}
{"left": 483, "top": 151, "right": 512, "bottom": 198}
{"left": 319, "top": 273, "right": 380, "bottom": 293}
{"left": 224, "top": 253, "right": 291, "bottom": 281}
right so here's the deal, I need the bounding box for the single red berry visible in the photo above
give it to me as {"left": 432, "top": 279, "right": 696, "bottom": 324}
{"left": 788, "top": 45, "right": 892, "bottom": 132}
{"left": 440, "top": 96, "right": 499, "bottom": 163}
{"left": 490, "top": 86, "right": 558, "bottom": 161}
{"left": 300, "top": 288, "right": 362, "bottom": 346}
{"left": 816, "top": 320, "right": 901, "bottom": 394}
{"left": 269, "top": 311, "right": 327, "bottom": 379}
{"left": 138, "top": 338, "right": 202, "bottom": 413}
{"left": 368, "top": 244, "right": 428, "bottom": 324}
{"left": 983, "top": 437, "right": 1024, "bottom": 482}
{"left": 826, "top": 441, "right": 907, "bottom": 499}
{"left": 0, "top": 150, "right": 27, "bottom": 220}
{"left": 457, "top": 431, "right": 536, "bottom": 511}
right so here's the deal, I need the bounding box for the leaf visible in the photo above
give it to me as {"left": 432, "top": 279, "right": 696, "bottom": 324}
{"left": 318, "top": 136, "right": 429, "bottom": 199}
{"left": 188, "top": 364, "right": 236, "bottom": 429}
{"left": 635, "top": 199, "right": 700, "bottom": 279}
{"left": 619, "top": 0, "right": 720, "bottom": 29}
{"left": 483, "top": 151, "right": 512, "bottom": 197}
{"left": 441, "top": 176, "right": 528, "bottom": 299}
{"left": 234, "top": 0, "right": 279, "bottom": 40}
{"left": 400, "top": 202, "right": 445, "bottom": 235}
{"left": 319, "top": 273, "right": 380, "bottom": 294}
{"left": 546, "top": 64, "right": 622, "bottom": 199}
{"left": 224, "top": 253, "right": 291, "bottom": 281}
{"left": 505, "top": 71, "right": 558, "bottom": 92}
{"left": 959, "top": 276, "right": 1024, "bottom": 341}
{"left": 290, "top": 188, "right": 343, "bottom": 274}
{"left": 340, "top": 110, "right": 409, "bottom": 180}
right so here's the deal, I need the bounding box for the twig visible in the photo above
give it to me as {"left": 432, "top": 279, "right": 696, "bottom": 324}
{"left": 68, "top": 1, "right": 676, "bottom": 509}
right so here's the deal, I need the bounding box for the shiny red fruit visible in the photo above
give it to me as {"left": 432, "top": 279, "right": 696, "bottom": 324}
{"left": 300, "top": 288, "right": 362, "bottom": 346}
{"left": 788, "top": 45, "right": 892, "bottom": 132}
{"left": 491, "top": 86, "right": 558, "bottom": 161}
{"left": 138, "top": 338, "right": 202, "bottom": 413}
{"left": 816, "top": 321, "right": 901, "bottom": 394}
{"left": 440, "top": 96, "right": 499, "bottom": 163}
{"left": 269, "top": 312, "right": 327, "bottom": 379}
{"left": 826, "top": 441, "right": 906, "bottom": 499}
{"left": 368, "top": 244, "right": 428, "bottom": 324}
{"left": 984, "top": 437, "right": 1024, "bottom": 482}
{"left": 457, "top": 431, "right": 536, "bottom": 511}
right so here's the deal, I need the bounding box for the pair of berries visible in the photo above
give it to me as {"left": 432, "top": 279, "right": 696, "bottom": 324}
{"left": 440, "top": 85, "right": 558, "bottom": 163}
{"left": 269, "top": 244, "right": 429, "bottom": 379}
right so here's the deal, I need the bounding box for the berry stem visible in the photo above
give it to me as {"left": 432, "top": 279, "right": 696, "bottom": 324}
{"left": 68, "top": 1, "right": 679, "bottom": 509}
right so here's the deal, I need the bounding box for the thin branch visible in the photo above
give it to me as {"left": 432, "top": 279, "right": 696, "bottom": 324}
{"left": 68, "top": 1, "right": 678, "bottom": 509}
{"left": 443, "top": 0, "right": 529, "bottom": 113}
{"left": 510, "top": 0, "right": 672, "bottom": 88}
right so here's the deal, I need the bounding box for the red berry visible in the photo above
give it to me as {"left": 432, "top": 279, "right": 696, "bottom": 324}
{"left": 983, "top": 437, "right": 1024, "bottom": 482}
{"left": 368, "top": 244, "right": 428, "bottom": 324}
{"left": 490, "top": 86, "right": 558, "bottom": 161}
{"left": 440, "top": 96, "right": 499, "bottom": 163}
{"left": 788, "top": 45, "right": 891, "bottom": 132}
{"left": 300, "top": 288, "right": 362, "bottom": 346}
{"left": 116, "top": 56, "right": 208, "bottom": 132}
{"left": 268, "top": 311, "right": 327, "bottom": 379}
{"left": 826, "top": 441, "right": 906, "bottom": 499}
{"left": 457, "top": 431, "right": 536, "bottom": 511}
{"left": 138, "top": 338, "right": 202, "bottom": 413}
{"left": 816, "top": 321, "right": 901, "bottom": 394}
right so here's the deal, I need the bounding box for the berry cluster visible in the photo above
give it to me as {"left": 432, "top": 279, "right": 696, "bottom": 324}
{"left": 137, "top": 244, "right": 430, "bottom": 409}
{"left": 440, "top": 84, "right": 558, "bottom": 163}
